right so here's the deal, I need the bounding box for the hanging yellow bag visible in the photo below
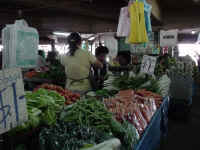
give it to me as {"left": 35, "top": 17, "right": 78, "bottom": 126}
{"left": 128, "top": 1, "right": 148, "bottom": 44}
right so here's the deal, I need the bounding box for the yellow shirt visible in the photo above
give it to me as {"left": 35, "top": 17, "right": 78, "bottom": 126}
{"left": 60, "top": 49, "right": 96, "bottom": 92}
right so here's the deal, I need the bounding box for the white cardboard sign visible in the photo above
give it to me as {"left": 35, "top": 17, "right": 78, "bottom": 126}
{"left": 0, "top": 68, "right": 28, "bottom": 135}
{"left": 140, "top": 55, "right": 157, "bottom": 75}
{"left": 160, "top": 29, "right": 178, "bottom": 47}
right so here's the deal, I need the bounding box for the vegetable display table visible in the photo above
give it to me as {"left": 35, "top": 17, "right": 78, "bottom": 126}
{"left": 135, "top": 97, "right": 169, "bottom": 150}
{"left": 23, "top": 77, "right": 52, "bottom": 90}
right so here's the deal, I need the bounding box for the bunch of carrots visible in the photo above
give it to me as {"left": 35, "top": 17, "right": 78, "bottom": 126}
{"left": 104, "top": 89, "right": 161, "bottom": 135}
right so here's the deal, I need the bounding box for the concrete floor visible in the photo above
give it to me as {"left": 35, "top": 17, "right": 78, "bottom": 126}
{"left": 160, "top": 89, "right": 200, "bottom": 150}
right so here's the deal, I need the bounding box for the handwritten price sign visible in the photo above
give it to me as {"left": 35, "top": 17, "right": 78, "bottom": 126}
{"left": 0, "top": 68, "right": 27, "bottom": 135}
{"left": 140, "top": 55, "right": 157, "bottom": 75}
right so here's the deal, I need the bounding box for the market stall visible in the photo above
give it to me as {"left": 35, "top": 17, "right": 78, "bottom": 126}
{"left": 0, "top": 1, "right": 172, "bottom": 149}
{"left": 0, "top": 67, "right": 171, "bottom": 150}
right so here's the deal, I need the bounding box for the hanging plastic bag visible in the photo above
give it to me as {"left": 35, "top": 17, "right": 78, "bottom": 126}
{"left": 134, "top": 103, "right": 148, "bottom": 131}
{"left": 101, "top": 35, "right": 118, "bottom": 59}
{"left": 145, "top": 98, "right": 157, "bottom": 117}
{"left": 138, "top": 0, "right": 152, "bottom": 34}
{"left": 117, "top": 7, "right": 130, "bottom": 37}
{"left": 128, "top": 1, "right": 148, "bottom": 44}
{"left": 127, "top": 113, "right": 143, "bottom": 135}
{"left": 2, "top": 19, "right": 39, "bottom": 69}
{"left": 139, "top": 103, "right": 152, "bottom": 123}
{"left": 82, "top": 138, "right": 121, "bottom": 150}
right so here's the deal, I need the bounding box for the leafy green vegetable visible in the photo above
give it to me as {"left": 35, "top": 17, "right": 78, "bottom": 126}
{"left": 39, "top": 122, "right": 113, "bottom": 150}
{"left": 95, "top": 89, "right": 118, "bottom": 98}
{"left": 10, "top": 88, "right": 65, "bottom": 132}
{"left": 110, "top": 119, "right": 139, "bottom": 150}
{"left": 112, "top": 74, "right": 160, "bottom": 94}
{"left": 37, "top": 60, "right": 66, "bottom": 86}
{"left": 60, "top": 98, "right": 138, "bottom": 150}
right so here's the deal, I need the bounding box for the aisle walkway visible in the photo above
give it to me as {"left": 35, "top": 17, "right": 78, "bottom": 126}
{"left": 161, "top": 89, "right": 200, "bottom": 150}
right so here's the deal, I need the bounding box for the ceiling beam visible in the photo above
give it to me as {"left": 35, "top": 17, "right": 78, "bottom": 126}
{"left": 0, "top": 12, "right": 117, "bottom": 37}
{"left": 162, "top": 9, "right": 200, "bottom": 29}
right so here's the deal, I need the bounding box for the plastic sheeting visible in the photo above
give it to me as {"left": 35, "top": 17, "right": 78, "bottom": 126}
{"left": 83, "top": 138, "right": 121, "bottom": 150}
{"left": 138, "top": 0, "right": 152, "bottom": 34}
{"left": 100, "top": 34, "right": 118, "bottom": 59}
{"left": 117, "top": 7, "right": 130, "bottom": 37}
{"left": 2, "top": 19, "right": 39, "bottom": 69}
{"left": 135, "top": 97, "right": 169, "bottom": 150}
{"left": 128, "top": 2, "right": 148, "bottom": 44}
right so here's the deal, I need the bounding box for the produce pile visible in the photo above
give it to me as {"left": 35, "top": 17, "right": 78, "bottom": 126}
{"left": 136, "top": 89, "right": 162, "bottom": 107}
{"left": 10, "top": 62, "right": 167, "bottom": 150}
{"left": 157, "top": 75, "right": 171, "bottom": 97}
{"left": 60, "top": 98, "right": 139, "bottom": 150}
{"left": 11, "top": 89, "right": 65, "bottom": 133}
{"left": 35, "top": 84, "right": 80, "bottom": 105}
{"left": 104, "top": 90, "right": 158, "bottom": 135}
{"left": 40, "top": 122, "right": 113, "bottom": 150}
{"left": 154, "top": 55, "right": 176, "bottom": 77}
{"left": 24, "top": 70, "right": 38, "bottom": 78}
{"left": 60, "top": 98, "right": 113, "bottom": 132}
{"left": 112, "top": 74, "right": 160, "bottom": 94}
{"left": 38, "top": 60, "right": 66, "bottom": 85}
{"left": 24, "top": 60, "right": 66, "bottom": 86}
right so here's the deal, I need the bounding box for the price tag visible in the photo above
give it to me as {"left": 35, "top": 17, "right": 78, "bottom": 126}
{"left": 0, "top": 68, "right": 27, "bottom": 135}
{"left": 140, "top": 55, "right": 157, "bottom": 75}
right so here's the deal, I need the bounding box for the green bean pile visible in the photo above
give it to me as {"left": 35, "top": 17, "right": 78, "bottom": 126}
{"left": 60, "top": 98, "right": 114, "bottom": 132}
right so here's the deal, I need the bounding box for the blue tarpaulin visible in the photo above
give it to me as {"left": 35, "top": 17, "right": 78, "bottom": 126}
{"left": 135, "top": 97, "right": 169, "bottom": 150}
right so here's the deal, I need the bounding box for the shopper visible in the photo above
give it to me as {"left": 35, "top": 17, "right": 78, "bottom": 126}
{"left": 37, "top": 50, "right": 47, "bottom": 69}
{"left": 60, "top": 32, "right": 103, "bottom": 94}
{"left": 93, "top": 46, "right": 109, "bottom": 90}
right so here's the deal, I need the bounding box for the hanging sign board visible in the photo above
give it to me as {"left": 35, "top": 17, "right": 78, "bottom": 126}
{"left": 0, "top": 68, "right": 27, "bottom": 135}
{"left": 140, "top": 55, "right": 157, "bottom": 75}
{"left": 160, "top": 29, "right": 178, "bottom": 47}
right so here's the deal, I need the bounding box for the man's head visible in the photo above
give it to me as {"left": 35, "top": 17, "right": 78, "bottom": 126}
{"left": 95, "top": 46, "right": 109, "bottom": 63}
{"left": 117, "top": 51, "right": 131, "bottom": 66}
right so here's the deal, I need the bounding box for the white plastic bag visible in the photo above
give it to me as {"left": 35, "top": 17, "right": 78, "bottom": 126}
{"left": 101, "top": 35, "right": 118, "bottom": 59}
{"left": 117, "top": 7, "right": 130, "bottom": 37}
{"left": 2, "top": 19, "right": 39, "bottom": 69}
{"left": 82, "top": 138, "right": 121, "bottom": 150}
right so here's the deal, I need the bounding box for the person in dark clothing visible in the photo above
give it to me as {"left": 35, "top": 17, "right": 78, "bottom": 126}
{"left": 93, "top": 46, "right": 109, "bottom": 89}
{"left": 117, "top": 51, "right": 131, "bottom": 66}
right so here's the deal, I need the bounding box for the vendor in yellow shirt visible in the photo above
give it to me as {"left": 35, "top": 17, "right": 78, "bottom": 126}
{"left": 60, "top": 32, "right": 103, "bottom": 94}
